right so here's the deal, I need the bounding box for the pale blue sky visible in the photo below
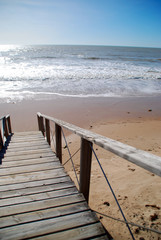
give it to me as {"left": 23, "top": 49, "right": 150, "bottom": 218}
{"left": 0, "top": 0, "right": 161, "bottom": 47}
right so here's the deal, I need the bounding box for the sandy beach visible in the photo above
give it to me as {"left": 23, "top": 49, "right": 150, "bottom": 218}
{"left": 1, "top": 96, "right": 161, "bottom": 239}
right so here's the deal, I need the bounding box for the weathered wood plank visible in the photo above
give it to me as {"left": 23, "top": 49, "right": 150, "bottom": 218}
{"left": 0, "top": 187, "right": 78, "bottom": 207}
{"left": 0, "top": 202, "right": 88, "bottom": 228}
{"left": 6, "top": 144, "right": 49, "bottom": 152}
{"left": 7, "top": 140, "right": 48, "bottom": 148}
{"left": 0, "top": 176, "right": 70, "bottom": 192}
{"left": 0, "top": 211, "right": 99, "bottom": 240}
{"left": 34, "top": 222, "right": 108, "bottom": 240}
{"left": 0, "top": 162, "right": 62, "bottom": 176}
{"left": 11, "top": 133, "right": 44, "bottom": 142}
{"left": 13, "top": 131, "right": 42, "bottom": 136}
{"left": 1, "top": 156, "right": 56, "bottom": 167}
{"left": 2, "top": 152, "right": 55, "bottom": 161}
{"left": 0, "top": 181, "right": 75, "bottom": 199}
{"left": 0, "top": 168, "right": 68, "bottom": 185}
{"left": 1, "top": 148, "right": 54, "bottom": 157}
{"left": 11, "top": 137, "right": 44, "bottom": 143}
{"left": 0, "top": 193, "right": 85, "bottom": 217}
{"left": 11, "top": 134, "right": 43, "bottom": 139}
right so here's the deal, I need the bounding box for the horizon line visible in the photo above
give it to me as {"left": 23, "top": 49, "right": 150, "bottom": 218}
{"left": 0, "top": 43, "right": 161, "bottom": 49}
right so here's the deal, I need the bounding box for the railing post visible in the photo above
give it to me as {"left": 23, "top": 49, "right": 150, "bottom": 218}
{"left": 7, "top": 116, "right": 12, "bottom": 134}
{"left": 80, "top": 138, "right": 93, "bottom": 203}
{"left": 45, "top": 119, "right": 50, "bottom": 145}
{"left": 0, "top": 129, "right": 3, "bottom": 150}
{"left": 55, "top": 124, "right": 62, "bottom": 163}
{"left": 3, "top": 117, "right": 9, "bottom": 139}
{"left": 37, "top": 115, "right": 45, "bottom": 136}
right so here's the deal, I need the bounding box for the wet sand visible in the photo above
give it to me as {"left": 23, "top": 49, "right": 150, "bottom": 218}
{"left": 1, "top": 95, "right": 161, "bottom": 131}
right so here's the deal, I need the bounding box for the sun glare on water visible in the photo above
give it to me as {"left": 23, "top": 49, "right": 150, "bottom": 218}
{"left": 0, "top": 45, "right": 20, "bottom": 52}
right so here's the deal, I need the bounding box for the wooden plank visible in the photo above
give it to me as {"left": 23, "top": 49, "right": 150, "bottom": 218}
{"left": 80, "top": 138, "right": 93, "bottom": 203}
{"left": 1, "top": 148, "right": 54, "bottom": 157}
{"left": 0, "top": 211, "right": 99, "bottom": 240}
{"left": 0, "top": 168, "right": 68, "bottom": 185}
{"left": 12, "top": 133, "right": 43, "bottom": 138}
{"left": 11, "top": 135, "right": 43, "bottom": 141}
{"left": 7, "top": 140, "right": 48, "bottom": 148}
{"left": 9, "top": 137, "right": 46, "bottom": 146}
{"left": 38, "top": 113, "right": 161, "bottom": 177}
{"left": 34, "top": 223, "right": 108, "bottom": 240}
{"left": 0, "top": 176, "right": 71, "bottom": 192}
{"left": 11, "top": 134, "right": 44, "bottom": 141}
{"left": 2, "top": 152, "right": 55, "bottom": 161}
{"left": 0, "top": 162, "right": 62, "bottom": 176}
{"left": 0, "top": 202, "right": 88, "bottom": 228}
{"left": 13, "top": 131, "right": 42, "bottom": 136}
{"left": 0, "top": 187, "right": 78, "bottom": 207}
{"left": 12, "top": 136, "right": 44, "bottom": 143}
{"left": 6, "top": 144, "right": 49, "bottom": 152}
{"left": 0, "top": 193, "right": 85, "bottom": 217}
{"left": 1, "top": 156, "right": 56, "bottom": 167}
{"left": 0, "top": 181, "right": 75, "bottom": 199}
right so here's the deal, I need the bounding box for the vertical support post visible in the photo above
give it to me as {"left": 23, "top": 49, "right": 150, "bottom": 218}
{"left": 1, "top": 118, "right": 5, "bottom": 145}
{"left": 0, "top": 129, "right": 3, "bottom": 150}
{"left": 37, "top": 115, "right": 45, "bottom": 136}
{"left": 80, "top": 138, "right": 93, "bottom": 203}
{"left": 45, "top": 119, "right": 50, "bottom": 145}
{"left": 7, "top": 116, "right": 12, "bottom": 134}
{"left": 55, "top": 124, "right": 62, "bottom": 163}
{"left": 3, "top": 117, "right": 9, "bottom": 139}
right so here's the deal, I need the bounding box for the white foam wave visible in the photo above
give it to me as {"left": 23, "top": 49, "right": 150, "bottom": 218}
{"left": 0, "top": 45, "right": 161, "bottom": 103}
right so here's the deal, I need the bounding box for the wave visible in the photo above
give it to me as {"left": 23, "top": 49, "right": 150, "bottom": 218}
{"left": 32, "top": 56, "right": 57, "bottom": 60}
{"left": 84, "top": 57, "right": 102, "bottom": 60}
{"left": 82, "top": 56, "right": 161, "bottom": 63}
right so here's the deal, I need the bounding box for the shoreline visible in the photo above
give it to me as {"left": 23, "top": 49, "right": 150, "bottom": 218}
{"left": 1, "top": 95, "right": 161, "bottom": 132}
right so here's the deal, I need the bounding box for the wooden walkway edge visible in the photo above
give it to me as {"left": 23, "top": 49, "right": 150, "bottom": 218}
{"left": 0, "top": 131, "right": 110, "bottom": 240}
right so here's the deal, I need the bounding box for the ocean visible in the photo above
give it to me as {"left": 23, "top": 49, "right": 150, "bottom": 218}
{"left": 0, "top": 45, "right": 161, "bottom": 103}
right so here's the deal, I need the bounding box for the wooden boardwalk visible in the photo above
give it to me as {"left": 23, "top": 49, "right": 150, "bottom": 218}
{"left": 0, "top": 131, "right": 109, "bottom": 240}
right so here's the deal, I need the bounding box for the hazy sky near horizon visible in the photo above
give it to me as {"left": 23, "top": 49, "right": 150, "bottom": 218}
{"left": 0, "top": 0, "right": 161, "bottom": 48}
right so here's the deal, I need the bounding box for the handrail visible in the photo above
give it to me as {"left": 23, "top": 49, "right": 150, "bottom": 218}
{"left": 0, "top": 114, "right": 12, "bottom": 150}
{"left": 37, "top": 112, "right": 161, "bottom": 177}
{"left": 37, "top": 111, "right": 161, "bottom": 206}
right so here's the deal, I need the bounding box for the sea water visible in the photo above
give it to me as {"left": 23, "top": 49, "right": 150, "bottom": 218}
{"left": 0, "top": 45, "right": 161, "bottom": 103}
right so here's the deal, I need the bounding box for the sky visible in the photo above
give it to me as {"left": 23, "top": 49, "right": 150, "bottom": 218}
{"left": 0, "top": 0, "right": 161, "bottom": 48}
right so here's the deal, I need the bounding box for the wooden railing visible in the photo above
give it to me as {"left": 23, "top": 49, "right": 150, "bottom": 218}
{"left": 37, "top": 112, "right": 161, "bottom": 202}
{"left": 0, "top": 115, "right": 12, "bottom": 150}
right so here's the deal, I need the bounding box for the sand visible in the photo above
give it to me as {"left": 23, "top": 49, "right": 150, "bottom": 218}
{"left": 1, "top": 96, "right": 161, "bottom": 239}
